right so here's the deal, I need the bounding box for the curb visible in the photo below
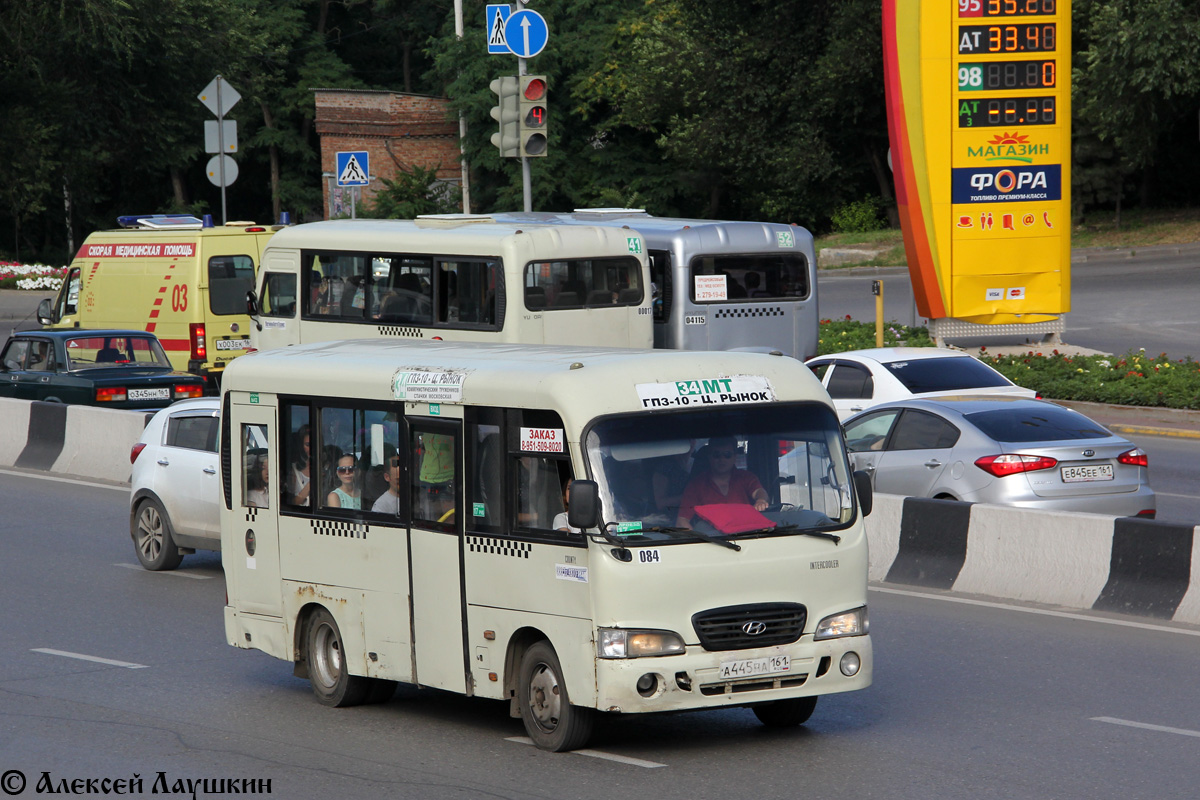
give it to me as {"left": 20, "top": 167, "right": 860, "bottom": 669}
{"left": 865, "top": 495, "right": 1200, "bottom": 625}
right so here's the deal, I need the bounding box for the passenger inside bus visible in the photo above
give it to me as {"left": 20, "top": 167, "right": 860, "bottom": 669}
{"left": 371, "top": 447, "right": 402, "bottom": 515}
{"left": 326, "top": 453, "right": 362, "bottom": 509}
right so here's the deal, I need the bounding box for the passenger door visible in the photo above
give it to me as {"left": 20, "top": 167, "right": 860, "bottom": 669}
{"left": 407, "top": 418, "right": 467, "bottom": 693}
{"left": 225, "top": 399, "right": 283, "bottom": 618}
{"left": 871, "top": 409, "right": 960, "bottom": 498}
{"left": 158, "top": 408, "right": 221, "bottom": 540}
{"left": 824, "top": 361, "right": 876, "bottom": 419}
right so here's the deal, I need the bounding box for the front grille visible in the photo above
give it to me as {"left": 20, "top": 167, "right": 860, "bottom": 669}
{"left": 699, "top": 674, "right": 808, "bottom": 696}
{"left": 691, "top": 603, "right": 806, "bottom": 651}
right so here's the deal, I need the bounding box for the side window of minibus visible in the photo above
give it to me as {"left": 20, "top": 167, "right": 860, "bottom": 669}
{"left": 241, "top": 424, "right": 270, "bottom": 509}
{"left": 516, "top": 456, "right": 572, "bottom": 534}
{"left": 281, "top": 404, "right": 312, "bottom": 508}
{"left": 262, "top": 273, "right": 297, "bottom": 317}
{"left": 467, "top": 421, "right": 503, "bottom": 531}
{"left": 410, "top": 425, "right": 459, "bottom": 531}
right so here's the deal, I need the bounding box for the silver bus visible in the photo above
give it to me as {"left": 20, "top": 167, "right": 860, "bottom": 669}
{"left": 493, "top": 209, "right": 819, "bottom": 359}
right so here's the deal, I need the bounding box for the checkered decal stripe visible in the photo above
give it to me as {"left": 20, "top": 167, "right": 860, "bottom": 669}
{"left": 311, "top": 519, "right": 369, "bottom": 540}
{"left": 467, "top": 536, "right": 532, "bottom": 559}
{"left": 376, "top": 325, "right": 423, "bottom": 338}
{"left": 244, "top": 508, "right": 258, "bottom": 522}
{"left": 713, "top": 307, "right": 785, "bottom": 319}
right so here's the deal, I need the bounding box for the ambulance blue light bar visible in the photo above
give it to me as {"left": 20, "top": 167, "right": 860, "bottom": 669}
{"left": 116, "top": 214, "right": 205, "bottom": 230}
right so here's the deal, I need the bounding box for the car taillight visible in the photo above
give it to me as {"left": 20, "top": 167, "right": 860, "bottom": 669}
{"left": 174, "top": 384, "right": 204, "bottom": 399}
{"left": 131, "top": 442, "right": 147, "bottom": 464}
{"left": 1135, "top": 509, "right": 1156, "bottom": 518}
{"left": 974, "top": 453, "right": 1058, "bottom": 477}
{"left": 1117, "top": 448, "right": 1148, "bottom": 467}
{"left": 190, "top": 323, "right": 207, "bottom": 360}
{"left": 96, "top": 387, "right": 127, "bottom": 403}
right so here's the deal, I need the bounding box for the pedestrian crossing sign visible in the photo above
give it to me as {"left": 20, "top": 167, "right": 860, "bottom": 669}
{"left": 336, "top": 151, "right": 370, "bottom": 187}
{"left": 486, "top": 4, "right": 512, "bottom": 54}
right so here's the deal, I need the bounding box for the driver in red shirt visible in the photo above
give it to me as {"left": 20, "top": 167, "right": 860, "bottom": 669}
{"left": 676, "top": 437, "right": 769, "bottom": 528}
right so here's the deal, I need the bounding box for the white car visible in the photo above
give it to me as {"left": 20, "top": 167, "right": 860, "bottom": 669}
{"left": 129, "top": 397, "right": 221, "bottom": 570}
{"left": 805, "top": 347, "right": 1036, "bottom": 420}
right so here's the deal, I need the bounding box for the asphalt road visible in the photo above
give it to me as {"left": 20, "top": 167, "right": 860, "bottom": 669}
{"left": 816, "top": 244, "right": 1200, "bottom": 360}
{"left": 0, "top": 289, "right": 54, "bottom": 334}
{"left": 2, "top": 470, "right": 1199, "bottom": 799}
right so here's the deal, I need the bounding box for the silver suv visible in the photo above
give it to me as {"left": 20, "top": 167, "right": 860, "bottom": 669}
{"left": 129, "top": 398, "right": 221, "bottom": 570}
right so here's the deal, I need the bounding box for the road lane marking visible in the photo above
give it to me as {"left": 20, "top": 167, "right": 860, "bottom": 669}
{"left": 0, "top": 467, "right": 127, "bottom": 491}
{"left": 114, "top": 563, "right": 213, "bottom": 579}
{"left": 870, "top": 586, "right": 1200, "bottom": 638}
{"left": 1091, "top": 717, "right": 1200, "bottom": 739}
{"left": 32, "top": 649, "right": 148, "bottom": 669}
{"left": 506, "top": 737, "right": 666, "bottom": 767}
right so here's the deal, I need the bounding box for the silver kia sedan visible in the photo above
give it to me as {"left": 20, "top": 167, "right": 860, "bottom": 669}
{"left": 842, "top": 396, "right": 1156, "bottom": 517}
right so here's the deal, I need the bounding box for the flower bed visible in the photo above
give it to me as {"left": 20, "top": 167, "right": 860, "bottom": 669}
{"left": 817, "top": 317, "right": 1200, "bottom": 410}
{"left": 0, "top": 262, "right": 67, "bottom": 291}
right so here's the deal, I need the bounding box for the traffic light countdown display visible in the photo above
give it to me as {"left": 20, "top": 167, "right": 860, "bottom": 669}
{"left": 519, "top": 75, "right": 548, "bottom": 157}
{"left": 490, "top": 74, "right": 547, "bottom": 159}
{"left": 884, "top": 0, "right": 1070, "bottom": 326}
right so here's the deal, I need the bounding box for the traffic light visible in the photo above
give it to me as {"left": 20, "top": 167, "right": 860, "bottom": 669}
{"left": 489, "top": 76, "right": 520, "bottom": 158}
{"left": 518, "top": 75, "right": 548, "bottom": 158}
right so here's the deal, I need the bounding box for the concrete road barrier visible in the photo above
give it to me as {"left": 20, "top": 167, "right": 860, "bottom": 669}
{"left": 1, "top": 397, "right": 149, "bottom": 484}
{"left": 867, "top": 495, "right": 1200, "bottom": 625}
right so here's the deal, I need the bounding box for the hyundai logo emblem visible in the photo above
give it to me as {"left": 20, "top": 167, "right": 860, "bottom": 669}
{"left": 742, "top": 621, "right": 768, "bottom": 636}
{"left": 1082, "top": 449, "right": 1095, "bottom": 457}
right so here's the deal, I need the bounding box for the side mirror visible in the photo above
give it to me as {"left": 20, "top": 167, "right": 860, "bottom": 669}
{"left": 37, "top": 298, "right": 54, "bottom": 326}
{"left": 853, "top": 470, "right": 873, "bottom": 517}
{"left": 567, "top": 480, "right": 600, "bottom": 531}
{"left": 245, "top": 289, "right": 259, "bottom": 317}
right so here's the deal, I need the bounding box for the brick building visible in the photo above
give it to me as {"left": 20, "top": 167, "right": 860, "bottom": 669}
{"left": 313, "top": 89, "right": 461, "bottom": 219}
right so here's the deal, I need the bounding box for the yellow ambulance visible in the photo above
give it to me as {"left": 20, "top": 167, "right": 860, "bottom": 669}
{"left": 38, "top": 214, "right": 280, "bottom": 390}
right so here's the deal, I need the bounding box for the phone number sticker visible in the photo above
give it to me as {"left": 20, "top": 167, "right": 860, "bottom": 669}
{"left": 520, "top": 427, "right": 564, "bottom": 453}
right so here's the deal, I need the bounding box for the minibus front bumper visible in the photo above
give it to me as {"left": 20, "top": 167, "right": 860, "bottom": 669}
{"left": 593, "top": 633, "right": 872, "bottom": 714}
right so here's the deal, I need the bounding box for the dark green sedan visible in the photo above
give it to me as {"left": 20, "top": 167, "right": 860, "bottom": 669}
{"left": 0, "top": 329, "right": 206, "bottom": 409}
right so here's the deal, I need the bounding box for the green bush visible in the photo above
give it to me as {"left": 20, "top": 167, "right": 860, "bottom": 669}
{"left": 830, "top": 198, "right": 886, "bottom": 234}
{"left": 817, "top": 319, "right": 1200, "bottom": 409}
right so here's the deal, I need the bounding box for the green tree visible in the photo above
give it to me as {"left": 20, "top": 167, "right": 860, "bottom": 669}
{"left": 1073, "top": 0, "right": 1200, "bottom": 220}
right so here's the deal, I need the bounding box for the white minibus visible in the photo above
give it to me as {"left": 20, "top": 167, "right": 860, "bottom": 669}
{"left": 219, "top": 339, "right": 872, "bottom": 751}
{"left": 494, "top": 209, "right": 820, "bottom": 358}
{"left": 247, "top": 216, "right": 652, "bottom": 352}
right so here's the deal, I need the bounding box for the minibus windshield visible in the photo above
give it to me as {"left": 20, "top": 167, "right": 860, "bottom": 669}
{"left": 584, "top": 403, "right": 854, "bottom": 544}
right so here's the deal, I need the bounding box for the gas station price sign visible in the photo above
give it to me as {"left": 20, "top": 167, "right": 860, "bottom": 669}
{"left": 959, "top": 0, "right": 1057, "bottom": 16}
{"left": 883, "top": 0, "right": 1071, "bottom": 327}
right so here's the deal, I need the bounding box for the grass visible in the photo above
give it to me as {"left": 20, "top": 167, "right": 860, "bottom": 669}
{"left": 818, "top": 318, "right": 1200, "bottom": 410}
{"left": 814, "top": 206, "right": 1200, "bottom": 268}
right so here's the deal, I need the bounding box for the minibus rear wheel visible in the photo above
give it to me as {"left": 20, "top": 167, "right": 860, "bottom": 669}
{"left": 518, "top": 641, "right": 594, "bottom": 751}
{"left": 752, "top": 696, "right": 818, "bottom": 727}
{"left": 306, "top": 608, "right": 369, "bottom": 707}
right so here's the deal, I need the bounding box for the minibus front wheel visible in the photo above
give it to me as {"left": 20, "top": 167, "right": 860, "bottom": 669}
{"left": 752, "top": 696, "right": 818, "bottom": 727}
{"left": 518, "top": 641, "right": 594, "bottom": 752}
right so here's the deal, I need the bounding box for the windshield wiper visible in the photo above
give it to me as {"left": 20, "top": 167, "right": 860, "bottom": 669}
{"left": 643, "top": 526, "right": 741, "bottom": 551}
{"left": 769, "top": 523, "right": 842, "bottom": 544}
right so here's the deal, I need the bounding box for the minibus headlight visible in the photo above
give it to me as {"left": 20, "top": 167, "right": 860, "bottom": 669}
{"left": 598, "top": 628, "right": 686, "bottom": 659}
{"left": 814, "top": 607, "right": 869, "bottom": 641}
